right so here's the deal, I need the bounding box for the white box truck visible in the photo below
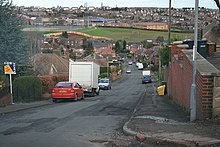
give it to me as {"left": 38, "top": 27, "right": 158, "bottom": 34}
{"left": 69, "top": 60, "right": 100, "bottom": 96}
{"left": 142, "top": 70, "right": 151, "bottom": 76}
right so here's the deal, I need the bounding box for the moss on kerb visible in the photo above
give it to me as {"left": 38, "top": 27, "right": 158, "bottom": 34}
{"left": 183, "top": 50, "right": 220, "bottom": 76}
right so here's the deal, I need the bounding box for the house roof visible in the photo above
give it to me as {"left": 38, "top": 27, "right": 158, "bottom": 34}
{"left": 32, "top": 53, "right": 69, "bottom": 75}
{"left": 92, "top": 40, "right": 112, "bottom": 48}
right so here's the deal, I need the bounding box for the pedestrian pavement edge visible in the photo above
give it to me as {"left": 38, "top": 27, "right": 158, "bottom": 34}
{"left": 0, "top": 100, "right": 52, "bottom": 115}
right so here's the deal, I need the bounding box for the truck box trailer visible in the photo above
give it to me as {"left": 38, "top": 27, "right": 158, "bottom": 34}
{"left": 142, "top": 70, "right": 151, "bottom": 76}
{"left": 69, "top": 60, "right": 100, "bottom": 96}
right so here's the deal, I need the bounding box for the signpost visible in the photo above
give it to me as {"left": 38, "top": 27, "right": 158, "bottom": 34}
{"left": 3, "top": 62, "right": 16, "bottom": 104}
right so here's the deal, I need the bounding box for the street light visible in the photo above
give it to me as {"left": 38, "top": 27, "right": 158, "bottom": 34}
{"left": 190, "top": 0, "right": 199, "bottom": 121}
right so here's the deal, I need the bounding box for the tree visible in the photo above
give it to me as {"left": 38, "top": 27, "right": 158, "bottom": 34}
{"left": 123, "top": 40, "right": 127, "bottom": 50}
{"left": 159, "top": 46, "right": 169, "bottom": 66}
{"left": 214, "top": 0, "right": 220, "bottom": 9}
{"left": 156, "top": 36, "right": 164, "bottom": 43}
{"left": 61, "top": 31, "right": 68, "bottom": 38}
{"left": 114, "top": 40, "right": 122, "bottom": 53}
{"left": 82, "top": 39, "right": 94, "bottom": 56}
{"left": 0, "top": 0, "right": 29, "bottom": 74}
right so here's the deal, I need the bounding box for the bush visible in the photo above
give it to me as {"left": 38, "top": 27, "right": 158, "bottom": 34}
{"left": 99, "top": 73, "right": 108, "bottom": 78}
{"left": 0, "top": 75, "right": 9, "bottom": 88}
{"left": 100, "top": 67, "right": 107, "bottom": 74}
{"left": 13, "top": 76, "right": 42, "bottom": 102}
{"left": 38, "top": 74, "right": 68, "bottom": 94}
{"left": 38, "top": 75, "right": 55, "bottom": 94}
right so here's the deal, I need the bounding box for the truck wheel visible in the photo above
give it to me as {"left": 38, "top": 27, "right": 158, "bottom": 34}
{"left": 91, "top": 91, "right": 95, "bottom": 97}
{"left": 52, "top": 99, "right": 57, "bottom": 102}
{"left": 95, "top": 87, "right": 99, "bottom": 95}
{"left": 96, "top": 90, "right": 99, "bottom": 95}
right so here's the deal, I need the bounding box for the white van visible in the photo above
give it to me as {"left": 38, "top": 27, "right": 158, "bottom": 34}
{"left": 138, "top": 63, "right": 144, "bottom": 70}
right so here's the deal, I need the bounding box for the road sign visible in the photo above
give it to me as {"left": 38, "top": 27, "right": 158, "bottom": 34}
{"left": 4, "top": 62, "right": 16, "bottom": 74}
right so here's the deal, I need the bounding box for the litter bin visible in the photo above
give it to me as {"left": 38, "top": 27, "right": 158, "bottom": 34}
{"left": 161, "top": 81, "right": 167, "bottom": 95}
{"left": 157, "top": 85, "right": 165, "bottom": 96}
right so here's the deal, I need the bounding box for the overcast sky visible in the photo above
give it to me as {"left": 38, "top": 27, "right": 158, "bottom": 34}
{"left": 12, "top": 0, "right": 218, "bottom": 9}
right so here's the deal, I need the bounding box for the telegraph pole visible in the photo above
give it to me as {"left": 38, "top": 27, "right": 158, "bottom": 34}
{"left": 190, "top": 0, "right": 199, "bottom": 121}
{"left": 168, "top": 0, "right": 171, "bottom": 45}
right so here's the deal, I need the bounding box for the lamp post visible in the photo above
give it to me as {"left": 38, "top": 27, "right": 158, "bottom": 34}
{"left": 190, "top": 0, "right": 199, "bottom": 121}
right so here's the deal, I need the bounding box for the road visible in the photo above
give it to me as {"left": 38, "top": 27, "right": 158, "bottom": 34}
{"left": 0, "top": 62, "right": 146, "bottom": 147}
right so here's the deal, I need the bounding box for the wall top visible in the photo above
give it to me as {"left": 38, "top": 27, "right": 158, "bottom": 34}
{"left": 183, "top": 50, "right": 220, "bottom": 76}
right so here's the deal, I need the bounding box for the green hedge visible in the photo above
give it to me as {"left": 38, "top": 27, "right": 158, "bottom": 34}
{"left": 100, "top": 67, "right": 108, "bottom": 74}
{"left": 13, "top": 76, "right": 42, "bottom": 102}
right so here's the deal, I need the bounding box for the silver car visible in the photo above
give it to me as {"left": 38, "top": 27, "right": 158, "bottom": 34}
{"left": 98, "top": 78, "right": 112, "bottom": 90}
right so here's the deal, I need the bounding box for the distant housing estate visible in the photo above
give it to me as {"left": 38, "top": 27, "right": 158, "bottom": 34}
{"left": 16, "top": 5, "right": 219, "bottom": 32}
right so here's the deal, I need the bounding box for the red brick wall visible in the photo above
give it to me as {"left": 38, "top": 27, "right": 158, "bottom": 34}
{"left": 168, "top": 51, "right": 214, "bottom": 119}
{"left": 197, "top": 75, "right": 214, "bottom": 118}
{"left": 168, "top": 54, "right": 192, "bottom": 110}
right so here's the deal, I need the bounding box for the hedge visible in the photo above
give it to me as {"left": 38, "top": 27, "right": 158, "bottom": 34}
{"left": 38, "top": 74, "right": 68, "bottom": 94}
{"left": 13, "top": 76, "right": 42, "bottom": 102}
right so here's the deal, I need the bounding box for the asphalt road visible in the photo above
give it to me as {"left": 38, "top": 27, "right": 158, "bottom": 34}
{"left": 0, "top": 63, "right": 147, "bottom": 147}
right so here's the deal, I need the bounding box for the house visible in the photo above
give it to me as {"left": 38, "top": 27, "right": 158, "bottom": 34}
{"left": 31, "top": 53, "right": 69, "bottom": 76}
{"left": 92, "top": 40, "right": 116, "bottom": 57}
{"left": 127, "top": 42, "right": 143, "bottom": 54}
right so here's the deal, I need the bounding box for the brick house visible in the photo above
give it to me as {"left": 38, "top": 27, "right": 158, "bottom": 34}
{"left": 92, "top": 40, "right": 116, "bottom": 57}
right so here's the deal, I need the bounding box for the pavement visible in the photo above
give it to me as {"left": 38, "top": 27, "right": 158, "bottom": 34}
{"left": 0, "top": 100, "right": 52, "bottom": 115}
{"left": 123, "top": 85, "right": 220, "bottom": 147}
{"left": 1, "top": 86, "right": 220, "bottom": 147}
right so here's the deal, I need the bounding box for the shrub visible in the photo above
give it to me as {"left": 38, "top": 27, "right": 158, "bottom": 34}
{"left": 100, "top": 73, "right": 108, "bottom": 78}
{"left": 13, "top": 76, "right": 42, "bottom": 102}
{"left": 38, "top": 75, "right": 55, "bottom": 94}
{"left": 38, "top": 74, "right": 68, "bottom": 94}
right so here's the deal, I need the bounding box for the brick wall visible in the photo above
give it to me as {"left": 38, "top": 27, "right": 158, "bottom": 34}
{"left": 197, "top": 74, "right": 214, "bottom": 118}
{"left": 168, "top": 53, "right": 192, "bottom": 110}
{"left": 213, "top": 76, "right": 220, "bottom": 117}
{"left": 168, "top": 46, "right": 218, "bottom": 119}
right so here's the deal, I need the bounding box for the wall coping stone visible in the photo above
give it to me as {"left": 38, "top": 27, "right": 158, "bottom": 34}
{"left": 183, "top": 50, "right": 220, "bottom": 76}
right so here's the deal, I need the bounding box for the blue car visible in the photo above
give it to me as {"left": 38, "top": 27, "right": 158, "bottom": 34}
{"left": 142, "top": 75, "right": 152, "bottom": 84}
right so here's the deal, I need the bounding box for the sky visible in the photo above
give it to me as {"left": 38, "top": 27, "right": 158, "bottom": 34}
{"left": 12, "top": 0, "right": 218, "bottom": 9}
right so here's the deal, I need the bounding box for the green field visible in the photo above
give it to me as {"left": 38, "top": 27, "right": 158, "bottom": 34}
{"left": 75, "top": 27, "right": 193, "bottom": 42}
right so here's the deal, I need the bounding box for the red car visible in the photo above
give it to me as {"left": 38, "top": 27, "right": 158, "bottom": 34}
{"left": 51, "top": 81, "right": 84, "bottom": 102}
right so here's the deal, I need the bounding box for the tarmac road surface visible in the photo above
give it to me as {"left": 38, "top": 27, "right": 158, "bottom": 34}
{"left": 0, "top": 64, "right": 146, "bottom": 147}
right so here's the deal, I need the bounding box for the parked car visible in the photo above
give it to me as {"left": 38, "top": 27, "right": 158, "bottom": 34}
{"left": 142, "top": 75, "right": 152, "bottom": 84}
{"left": 51, "top": 81, "right": 84, "bottom": 102}
{"left": 98, "top": 78, "right": 111, "bottom": 90}
{"left": 128, "top": 61, "right": 133, "bottom": 65}
{"left": 126, "top": 69, "right": 131, "bottom": 74}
